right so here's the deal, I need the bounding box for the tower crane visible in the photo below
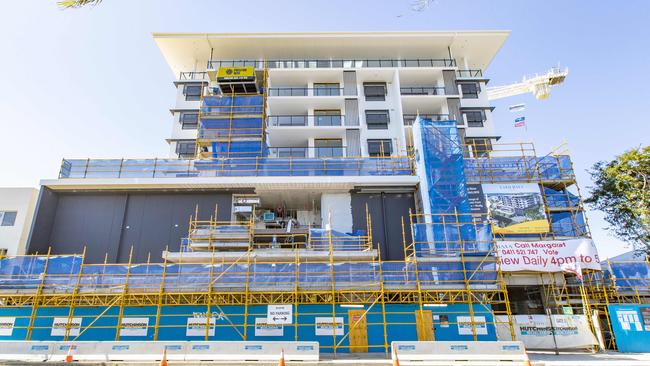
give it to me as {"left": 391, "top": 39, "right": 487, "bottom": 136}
{"left": 487, "top": 67, "right": 569, "bottom": 101}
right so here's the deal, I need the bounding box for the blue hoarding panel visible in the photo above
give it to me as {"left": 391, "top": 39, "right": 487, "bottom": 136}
{"left": 608, "top": 304, "right": 650, "bottom": 353}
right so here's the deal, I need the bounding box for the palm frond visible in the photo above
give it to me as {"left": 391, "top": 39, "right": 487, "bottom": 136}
{"left": 57, "top": 0, "right": 103, "bottom": 9}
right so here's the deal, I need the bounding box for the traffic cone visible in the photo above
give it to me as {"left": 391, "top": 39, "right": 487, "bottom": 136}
{"left": 278, "top": 348, "right": 286, "bottom": 366}
{"left": 392, "top": 347, "right": 400, "bottom": 366}
{"left": 160, "top": 347, "right": 168, "bottom": 366}
{"left": 64, "top": 344, "right": 74, "bottom": 363}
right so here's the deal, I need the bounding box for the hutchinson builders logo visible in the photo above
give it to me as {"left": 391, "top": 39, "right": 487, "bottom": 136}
{"left": 617, "top": 310, "right": 643, "bottom": 331}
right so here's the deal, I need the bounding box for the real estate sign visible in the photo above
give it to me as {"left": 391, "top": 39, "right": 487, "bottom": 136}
{"left": 496, "top": 239, "right": 600, "bottom": 272}
{"left": 483, "top": 183, "right": 549, "bottom": 234}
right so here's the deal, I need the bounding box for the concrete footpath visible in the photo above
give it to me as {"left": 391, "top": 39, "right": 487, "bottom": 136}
{"left": 1, "top": 351, "right": 650, "bottom": 366}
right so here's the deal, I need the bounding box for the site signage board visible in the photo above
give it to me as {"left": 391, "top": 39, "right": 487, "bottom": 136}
{"left": 483, "top": 183, "right": 549, "bottom": 234}
{"left": 119, "top": 317, "right": 149, "bottom": 337}
{"left": 254, "top": 318, "right": 284, "bottom": 337}
{"left": 217, "top": 66, "right": 255, "bottom": 82}
{"left": 314, "top": 317, "right": 344, "bottom": 336}
{"left": 609, "top": 304, "right": 650, "bottom": 352}
{"left": 456, "top": 316, "right": 488, "bottom": 335}
{"left": 496, "top": 238, "right": 600, "bottom": 272}
{"left": 267, "top": 305, "right": 292, "bottom": 325}
{"left": 496, "top": 315, "right": 597, "bottom": 349}
{"left": 186, "top": 317, "right": 216, "bottom": 337}
{"left": 0, "top": 317, "right": 15, "bottom": 336}
{"left": 51, "top": 317, "right": 81, "bottom": 336}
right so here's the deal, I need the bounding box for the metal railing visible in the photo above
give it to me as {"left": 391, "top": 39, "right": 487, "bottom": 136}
{"left": 400, "top": 86, "right": 446, "bottom": 96}
{"left": 207, "top": 58, "right": 456, "bottom": 70}
{"left": 267, "top": 115, "right": 344, "bottom": 127}
{"left": 456, "top": 69, "right": 483, "bottom": 78}
{"left": 402, "top": 114, "right": 451, "bottom": 125}
{"left": 179, "top": 71, "right": 208, "bottom": 81}
{"left": 59, "top": 156, "right": 414, "bottom": 179}
{"left": 267, "top": 87, "right": 345, "bottom": 96}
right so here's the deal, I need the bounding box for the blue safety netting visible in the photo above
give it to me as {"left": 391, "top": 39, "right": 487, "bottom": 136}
{"left": 415, "top": 118, "right": 471, "bottom": 215}
{"left": 0, "top": 256, "right": 500, "bottom": 293}
{"left": 308, "top": 229, "right": 367, "bottom": 250}
{"left": 603, "top": 261, "right": 650, "bottom": 293}
{"left": 192, "top": 157, "right": 412, "bottom": 176}
{"left": 551, "top": 212, "right": 587, "bottom": 237}
{"left": 544, "top": 187, "right": 580, "bottom": 209}
{"left": 412, "top": 220, "right": 493, "bottom": 256}
{"left": 463, "top": 155, "right": 574, "bottom": 183}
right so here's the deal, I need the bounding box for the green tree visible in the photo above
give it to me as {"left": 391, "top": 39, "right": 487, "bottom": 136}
{"left": 58, "top": 0, "right": 102, "bottom": 8}
{"left": 586, "top": 145, "right": 650, "bottom": 252}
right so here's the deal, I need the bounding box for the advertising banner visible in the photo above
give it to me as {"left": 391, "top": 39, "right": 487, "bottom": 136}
{"left": 457, "top": 316, "right": 488, "bottom": 335}
{"left": 314, "top": 317, "right": 344, "bottom": 336}
{"left": 483, "top": 183, "right": 548, "bottom": 234}
{"left": 496, "top": 239, "right": 600, "bottom": 272}
{"left": 51, "top": 317, "right": 81, "bottom": 337}
{"left": 119, "top": 317, "right": 149, "bottom": 337}
{"left": 254, "top": 318, "right": 284, "bottom": 337}
{"left": 608, "top": 304, "right": 650, "bottom": 352}
{"left": 0, "top": 317, "right": 15, "bottom": 336}
{"left": 496, "top": 315, "right": 597, "bottom": 349}
{"left": 186, "top": 317, "right": 216, "bottom": 337}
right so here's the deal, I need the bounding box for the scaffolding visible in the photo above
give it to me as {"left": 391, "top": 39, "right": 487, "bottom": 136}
{"left": 196, "top": 65, "right": 267, "bottom": 159}
{"left": 0, "top": 208, "right": 517, "bottom": 353}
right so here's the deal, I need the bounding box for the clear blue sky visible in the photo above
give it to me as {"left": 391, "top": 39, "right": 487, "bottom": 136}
{"left": 0, "top": 1, "right": 648, "bottom": 258}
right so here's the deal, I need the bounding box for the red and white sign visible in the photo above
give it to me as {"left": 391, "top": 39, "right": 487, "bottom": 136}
{"left": 496, "top": 239, "right": 600, "bottom": 272}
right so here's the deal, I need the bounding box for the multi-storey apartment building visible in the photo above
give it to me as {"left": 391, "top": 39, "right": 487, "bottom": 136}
{"left": 6, "top": 32, "right": 608, "bottom": 353}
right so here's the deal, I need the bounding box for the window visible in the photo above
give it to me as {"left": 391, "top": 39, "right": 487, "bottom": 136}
{"left": 367, "top": 139, "right": 393, "bottom": 157}
{"left": 175, "top": 140, "right": 196, "bottom": 158}
{"left": 463, "top": 110, "right": 486, "bottom": 127}
{"left": 313, "top": 83, "right": 340, "bottom": 96}
{"left": 314, "top": 110, "right": 341, "bottom": 126}
{"left": 365, "top": 110, "right": 390, "bottom": 129}
{"left": 183, "top": 84, "right": 202, "bottom": 101}
{"left": 314, "top": 139, "right": 343, "bottom": 158}
{"left": 364, "top": 82, "right": 387, "bottom": 101}
{"left": 0, "top": 211, "right": 17, "bottom": 227}
{"left": 180, "top": 112, "right": 199, "bottom": 129}
{"left": 460, "top": 82, "right": 480, "bottom": 99}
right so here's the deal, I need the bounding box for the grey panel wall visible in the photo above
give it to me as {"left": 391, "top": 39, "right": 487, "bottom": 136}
{"left": 27, "top": 189, "right": 244, "bottom": 263}
{"left": 344, "top": 99, "right": 360, "bottom": 126}
{"left": 447, "top": 98, "right": 462, "bottom": 125}
{"left": 442, "top": 70, "right": 459, "bottom": 95}
{"left": 343, "top": 71, "right": 358, "bottom": 96}
{"left": 346, "top": 129, "right": 361, "bottom": 157}
{"left": 350, "top": 191, "right": 415, "bottom": 260}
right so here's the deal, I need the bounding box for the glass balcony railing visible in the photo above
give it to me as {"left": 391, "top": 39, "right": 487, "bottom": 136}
{"left": 268, "top": 87, "right": 344, "bottom": 97}
{"left": 267, "top": 115, "right": 344, "bottom": 127}
{"left": 400, "top": 87, "right": 446, "bottom": 96}
{"left": 402, "top": 114, "right": 451, "bottom": 126}
{"left": 58, "top": 156, "right": 414, "bottom": 179}
{"left": 266, "top": 146, "right": 347, "bottom": 158}
{"left": 207, "top": 58, "right": 457, "bottom": 70}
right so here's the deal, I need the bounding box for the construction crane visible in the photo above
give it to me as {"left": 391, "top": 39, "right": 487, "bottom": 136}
{"left": 487, "top": 67, "right": 569, "bottom": 101}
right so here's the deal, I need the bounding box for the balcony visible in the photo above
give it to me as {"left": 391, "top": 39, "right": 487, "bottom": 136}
{"left": 400, "top": 86, "right": 446, "bottom": 96}
{"left": 267, "top": 147, "right": 346, "bottom": 158}
{"left": 456, "top": 69, "right": 483, "bottom": 78}
{"left": 58, "top": 156, "right": 414, "bottom": 179}
{"left": 403, "top": 114, "right": 451, "bottom": 126}
{"left": 207, "top": 58, "right": 456, "bottom": 70}
{"left": 178, "top": 71, "right": 208, "bottom": 81}
{"left": 268, "top": 87, "right": 345, "bottom": 97}
{"left": 267, "top": 115, "right": 344, "bottom": 127}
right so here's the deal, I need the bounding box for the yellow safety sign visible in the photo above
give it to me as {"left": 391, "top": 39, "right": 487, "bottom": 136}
{"left": 217, "top": 66, "right": 255, "bottom": 82}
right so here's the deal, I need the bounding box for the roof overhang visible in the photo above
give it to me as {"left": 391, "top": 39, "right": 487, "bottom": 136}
{"left": 153, "top": 31, "right": 510, "bottom": 77}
